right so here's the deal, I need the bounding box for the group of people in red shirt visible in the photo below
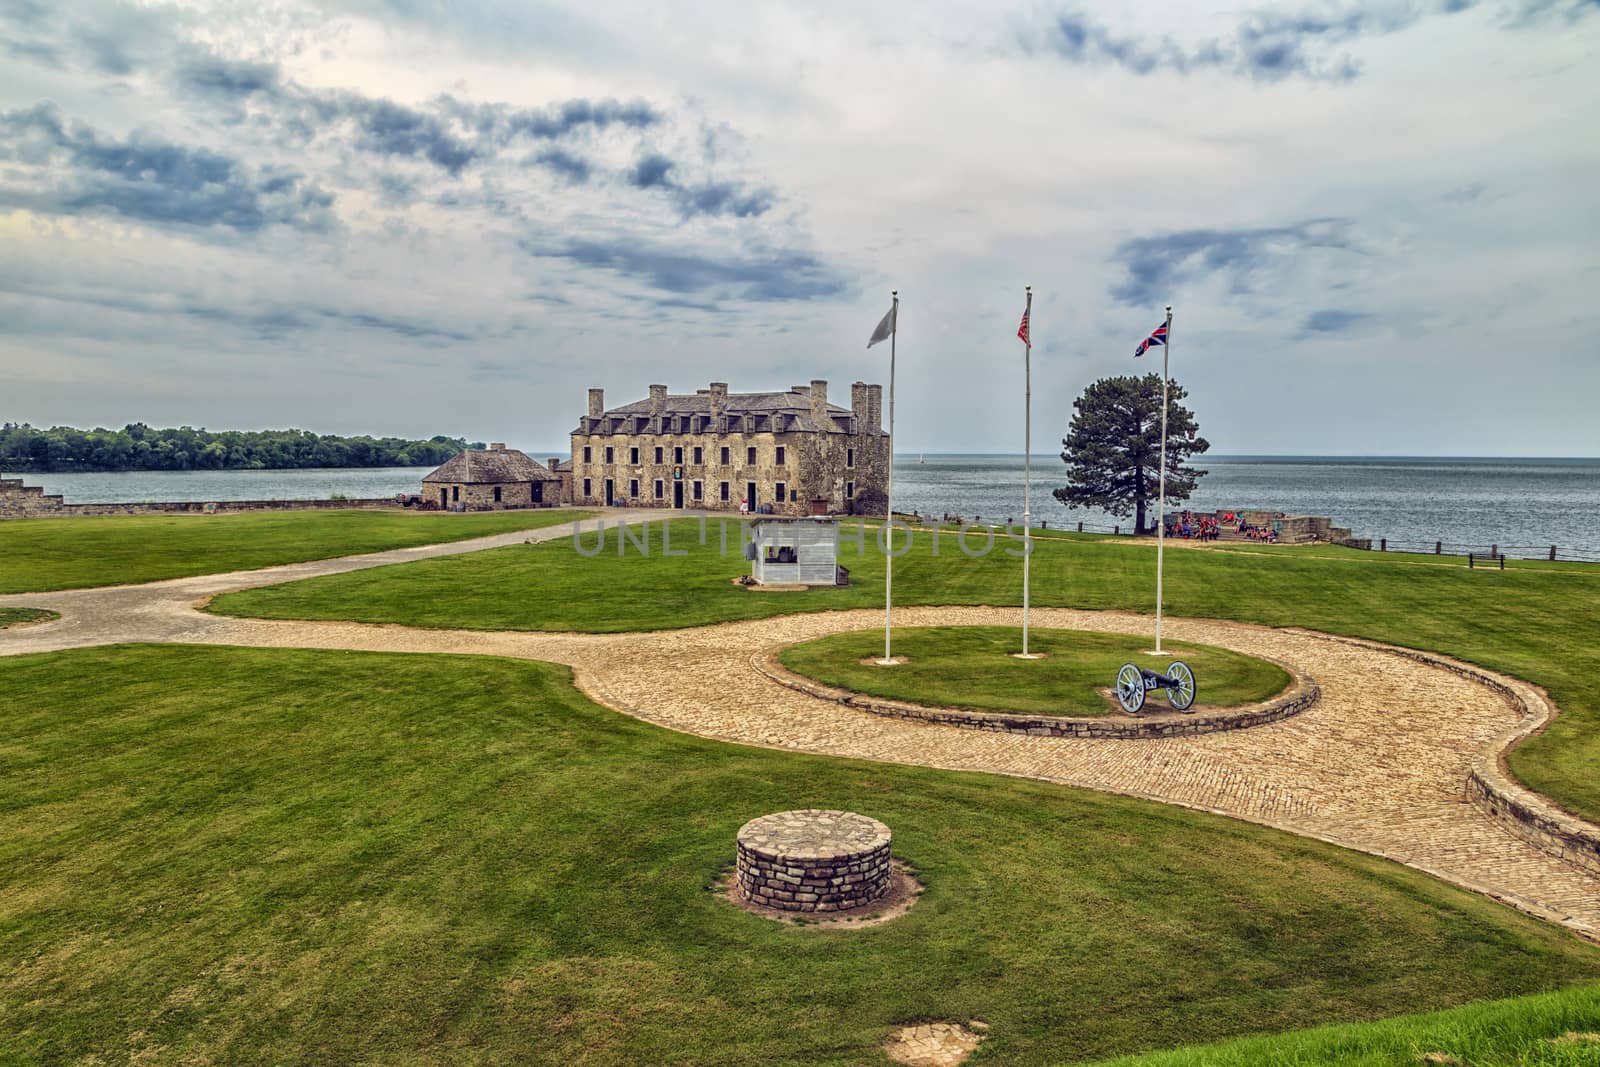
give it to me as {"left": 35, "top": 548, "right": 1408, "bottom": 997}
{"left": 1167, "top": 510, "right": 1220, "bottom": 541}
{"left": 1164, "top": 510, "right": 1279, "bottom": 543}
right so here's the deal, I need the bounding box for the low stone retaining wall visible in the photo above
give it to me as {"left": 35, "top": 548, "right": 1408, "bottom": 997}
{"left": 734, "top": 810, "right": 892, "bottom": 913}
{"left": 755, "top": 647, "right": 1320, "bottom": 739}
{"left": 1309, "top": 632, "right": 1600, "bottom": 880}
{"left": 1, "top": 484, "right": 398, "bottom": 520}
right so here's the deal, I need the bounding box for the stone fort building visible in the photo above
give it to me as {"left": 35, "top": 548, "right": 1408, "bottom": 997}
{"left": 570, "top": 380, "right": 888, "bottom": 515}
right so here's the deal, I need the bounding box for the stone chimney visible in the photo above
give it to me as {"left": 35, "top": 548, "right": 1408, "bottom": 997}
{"left": 809, "top": 379, "right": 830, "bottom": 430}
{"left": 852, "top": 381, "right": 869, "bottom": 430}
{"left": 489, "top": 442, "right": 505, "bottom": 451}
{"left": 587, "top": 388, "right": 604, "bottom": 418}
{"left": 708, "top": 382, "right": 728, "bottom": 419}
{"left": 867, "top": 384, "right": 883, "bottom": 434}
{"left": 549, "top": 458, "right": 561, "bottom": 471}
{"left": 648, "top": 383, "right": 668, "bottom": 417}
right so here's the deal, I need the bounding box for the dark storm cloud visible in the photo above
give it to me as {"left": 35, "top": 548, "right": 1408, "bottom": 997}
{"left": 0, "top": 104, "right": 335, "bottom": 233}
{"left": 1301, "top": 308, "right": 1371, "bottom": 334}
{"left": 502, "top": 98, "right": 659, "bottom": 139}
{"left": 314, "top": 308, "right": 474, "bottom": 341}
{"left": 651, "top": 296, "right": 724, "bottom": 313}
{"left": 438, "top": 94, "right": 662, "bottom": 144}
{"left": 677, "top": 180, "right": 774, "bottom": 218}
{"left": 627, "top": 152, "right": 675, "bottom": 189}
{"left": 1, "top": 0, "right": 196, "bottom": 79}
{"left": 177, "top": 54, "right": 282, "bottom": 98}
{"left": 73, "top": 26, "right": 138, "bottom": 74}
{"left": 530, "top": 147, "right": 593, "bottom": 183}
{"left": 4, "top": 37, "right": 62, "bottom": 67}
{"left": 1030, "top": 1, "right": 1487, "bottom": 82}
{"left": 1110, "top": 219, "right": 1357, "bottom": 305}
{"left": 0, "top": 269, "right": 473, "bottom": 344}
{"left": 530, "top": 237, "right": 849, "bottom": 302}
{"left": 624, "top": 150, "right": 774, "bottom": 218}
{"left": 309, "top": 94, "right": 480, "bottom": 174}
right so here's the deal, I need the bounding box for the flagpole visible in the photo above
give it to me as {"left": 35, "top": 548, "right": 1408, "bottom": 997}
{"left": 1022, "top": 285, "right": 1033, "bottom": 657}
{"left": 883, "top": 290, "right": 898, "bottom": 663}
{"left": 1154, "top": 304, "right": 1173, "bottom": 655}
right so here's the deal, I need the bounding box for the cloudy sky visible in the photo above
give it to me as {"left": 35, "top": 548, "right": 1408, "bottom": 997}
{"left": 2, "top": 0, "right": 1596, "bottom": 456}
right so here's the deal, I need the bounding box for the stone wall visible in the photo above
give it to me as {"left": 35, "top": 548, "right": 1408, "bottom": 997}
{"left": 1, "top": 479, "right": 397, "bottom": 520}
{"left": 756, "top": 647, "right": 1321, "bottom": 739}
{"left": 423, "top": 480, "right": 559, "bottom": 511}
{"left": 0, "top": 478, "right": 65, "bottom": 517}
{"left": 1318, "top": 633, "right": 1600, "bottom": 880}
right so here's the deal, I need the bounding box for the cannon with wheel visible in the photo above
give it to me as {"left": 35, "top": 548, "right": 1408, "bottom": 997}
{"left": 1114, "top": 661, "right": 1196, "bottom": 714}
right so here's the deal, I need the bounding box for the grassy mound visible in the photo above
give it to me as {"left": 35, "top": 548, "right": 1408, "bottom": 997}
{"left": 207, "top": 519, "right": 1600, "bottom": 822}
{"left": 777, "top": 626, "right": 1291, "bottom": 716}
{"left": 0, "top": 508, "right": 591, "bottom": 593}
{"left": 3, "top": 645, "right": 1597, "bottom": 1064}
{"left": 1086, "top": 980, "right": 1600, "bottom": 1066}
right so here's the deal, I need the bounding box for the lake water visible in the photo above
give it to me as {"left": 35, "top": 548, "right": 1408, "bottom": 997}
{"left": 8, "top": 456, "right": 1600, "bottom": 561}
{"left": 893, "top": 455, "right": 1600, "bottom": 561}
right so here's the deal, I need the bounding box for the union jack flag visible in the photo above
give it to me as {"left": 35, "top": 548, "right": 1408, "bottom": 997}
{"left": 1133, "top": 323, "right": 1167, "bottom": 358}
{"left": 1016, "top": 307, "right": 1030, "bottom": 346}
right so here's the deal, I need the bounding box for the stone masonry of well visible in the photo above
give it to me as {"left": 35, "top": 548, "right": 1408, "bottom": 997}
{"left": 570, "top": 380, "right": 890, "bottom": 516}
{"left": 734, "top": 810, "right": 893, "bottom": 912}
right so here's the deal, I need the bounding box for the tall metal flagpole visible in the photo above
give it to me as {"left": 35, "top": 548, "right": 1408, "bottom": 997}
{"left": 1153, "top": 304, "right": 1173, "bottom": 655}
{"left": 883, "top": 291, "right": 898, "bottom": 663}
{"left": 1022, "top": 286, "right": 1033, "bottom": 657}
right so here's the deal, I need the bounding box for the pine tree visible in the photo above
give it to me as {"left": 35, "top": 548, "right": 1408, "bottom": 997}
{"left": 1053, "top": 374, "right": 1209, "bottom": 533}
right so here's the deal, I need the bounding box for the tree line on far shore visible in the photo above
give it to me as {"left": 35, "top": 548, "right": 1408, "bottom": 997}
{"left": 0, "top": 423, "right": 485, "bottom": 473}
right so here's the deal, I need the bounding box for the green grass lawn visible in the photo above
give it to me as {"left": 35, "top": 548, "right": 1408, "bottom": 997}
{"left": 3, "top": 645, "right": 1597, "bottom": 1066}
{"left": 0, "top": 508, "right": 591, "bottom": 592}
{"left": 0, "top": 607, "right": 56, "bottom": 628}
{"left": 777, "top": 626, "right": 1291, "bottom": 716}
{"left": 210, "top": 519, "right": 1600, "bottom": 823}
{"left": 1087, "top": 980, "right": 1600, "bottom": 1066}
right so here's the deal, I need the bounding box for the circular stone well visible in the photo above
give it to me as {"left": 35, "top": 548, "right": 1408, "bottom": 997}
{"left": 735, "top": 809, "right": 892, "bottom": 912}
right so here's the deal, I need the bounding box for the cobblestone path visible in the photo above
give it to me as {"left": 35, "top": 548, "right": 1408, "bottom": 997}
{"left": 3, "top": 524, "right": 1597, "bottom": 941}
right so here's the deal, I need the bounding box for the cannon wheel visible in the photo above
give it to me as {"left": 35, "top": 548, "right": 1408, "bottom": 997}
{"left": 1165, "top": 661, "right": 1196, "bottom": 712}
{"left": 1115, "top": 663, "right": 1146, "bottom": 714}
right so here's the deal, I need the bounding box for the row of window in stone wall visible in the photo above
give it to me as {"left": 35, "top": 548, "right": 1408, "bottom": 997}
{"left": 578, "top": 476, "right": 859, "bottom": 505}
{"left": 580, "top": 443, "right": 858, "bottom": 469}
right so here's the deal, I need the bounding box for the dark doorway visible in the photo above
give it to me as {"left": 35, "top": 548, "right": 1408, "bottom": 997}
{"left": 746, "top": 481, "right": 758, "bottom": 513}
{"left": 439, "top": 488, "right": 447, "bottom": 507}
{"left": 532, "top": 482, "right": 543, "bottom": 504}
{"left": 674, "top": 481, "right": 684, "bottom": 509}
{"left": 605, "top": 479, "right": 614, "bottom": 507}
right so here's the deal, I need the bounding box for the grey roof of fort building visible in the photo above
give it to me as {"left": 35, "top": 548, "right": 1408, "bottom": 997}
{"left": 577, "top": 387, "right": 881, "bottom": 436}
{"left": 422, "top": 447, "right": 557, "bottom": 485}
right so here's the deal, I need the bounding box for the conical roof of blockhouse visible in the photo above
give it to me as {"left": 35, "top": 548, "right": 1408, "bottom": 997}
{"left": 422, "top": 448, "right": 554, "bottom": 485}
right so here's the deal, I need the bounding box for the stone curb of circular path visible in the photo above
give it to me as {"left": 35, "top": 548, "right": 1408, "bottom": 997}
{"left": 753, "top": 644, "right": 1321, "bottom": 740}
{"left": 1299, "top": 632, "right": 1600, "bottom": 882}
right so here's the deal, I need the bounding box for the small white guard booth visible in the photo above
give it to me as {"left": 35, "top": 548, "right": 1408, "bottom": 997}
{"left": 749, "top": 517, "right": 841, "bottom": 586}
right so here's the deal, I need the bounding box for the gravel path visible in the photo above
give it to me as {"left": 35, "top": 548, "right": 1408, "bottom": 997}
{"left": 3, "top": 515, "right": 1597, "bottom": 941}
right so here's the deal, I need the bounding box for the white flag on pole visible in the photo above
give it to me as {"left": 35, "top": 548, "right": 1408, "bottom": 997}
{"left": 867, "top": 304, "right": 896, "bottom": 348}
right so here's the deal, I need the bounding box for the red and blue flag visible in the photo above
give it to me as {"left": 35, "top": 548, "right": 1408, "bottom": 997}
{"left": 1133, "top": 323, "right": 1167, "bottom": 358}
